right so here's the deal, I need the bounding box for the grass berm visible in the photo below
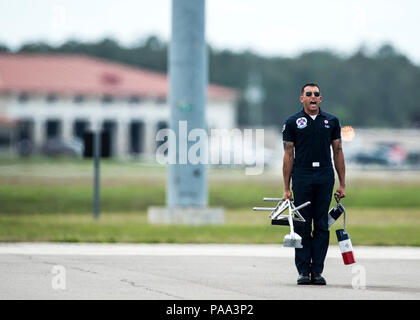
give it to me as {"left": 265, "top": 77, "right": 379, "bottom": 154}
{"left": 1, "top": 157, "right": 419, "bottom": 245}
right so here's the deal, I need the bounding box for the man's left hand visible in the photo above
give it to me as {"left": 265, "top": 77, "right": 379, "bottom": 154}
{"left": 335, "top": 185, "right": 346, "bottom": 199}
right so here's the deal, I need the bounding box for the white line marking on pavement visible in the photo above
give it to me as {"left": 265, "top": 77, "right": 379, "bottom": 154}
{"left": 0, "top": 243, "right": 420, "bottom": 260}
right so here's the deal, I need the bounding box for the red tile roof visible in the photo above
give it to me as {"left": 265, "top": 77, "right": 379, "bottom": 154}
{"left": 0, "top": 54, "right": 237, "bottom": 100}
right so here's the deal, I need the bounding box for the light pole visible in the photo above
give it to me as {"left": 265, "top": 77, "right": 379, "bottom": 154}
{"left": 148, "top": 0, "right": 224, "bottom": 225}
{"left": 167, "top": 0, "right": 207, "bottom": 208}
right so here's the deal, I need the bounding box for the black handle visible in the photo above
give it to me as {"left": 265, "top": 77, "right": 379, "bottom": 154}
{"left": 334, "top": 192, "right": 341, "bottom": 204}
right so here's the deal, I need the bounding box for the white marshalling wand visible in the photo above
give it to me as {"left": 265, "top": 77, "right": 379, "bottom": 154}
{"left": 253, "top": 198, "right": 311, "bottom": 248}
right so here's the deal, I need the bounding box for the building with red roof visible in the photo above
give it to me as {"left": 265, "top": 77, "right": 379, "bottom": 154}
{"left": 0, "top": 54, "right": 237, "bottom": 157}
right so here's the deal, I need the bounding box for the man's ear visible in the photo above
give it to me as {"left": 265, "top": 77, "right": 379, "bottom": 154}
{"left": 319, "top": 96, "right": 323, "bottom": 103}
{"left": 299, "top": 95, "right": 304, "bottom": 103}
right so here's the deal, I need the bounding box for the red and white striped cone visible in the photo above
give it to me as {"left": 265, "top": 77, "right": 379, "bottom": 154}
{"left": 336, "top": 229, "right": 355, "bottom": 265}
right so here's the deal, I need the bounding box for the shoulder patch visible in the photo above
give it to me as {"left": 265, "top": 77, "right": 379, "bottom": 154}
{"left": 296, "top": 117, "right": 307, "bottom": 129}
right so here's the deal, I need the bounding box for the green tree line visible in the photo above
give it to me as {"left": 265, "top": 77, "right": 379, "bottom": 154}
{"left": 1, "top": 36, "right": 419, "bottom": 128}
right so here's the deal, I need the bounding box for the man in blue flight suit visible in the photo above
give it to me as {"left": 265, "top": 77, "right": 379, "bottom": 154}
{"left": 282, "top": 83, "right": 346, "bottom": 285}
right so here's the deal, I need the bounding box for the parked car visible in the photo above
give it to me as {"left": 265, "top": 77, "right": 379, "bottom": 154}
{"left": 17, "top": 139, "right": 34, "bottom": 156}
{"left": 352, "top": 142, "right": 407, "bottom": 166}
{"left": 41, "top": 138, "right": 84, "bottom": 157}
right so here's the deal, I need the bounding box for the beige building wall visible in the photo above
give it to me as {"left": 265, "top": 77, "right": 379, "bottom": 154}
{"left": 3, "top": 93, "right": 237, "bottom": 158}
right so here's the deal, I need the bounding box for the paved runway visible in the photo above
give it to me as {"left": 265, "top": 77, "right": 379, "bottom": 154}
{"left": 1, "top": 243, "right": 419, "bottom": 300}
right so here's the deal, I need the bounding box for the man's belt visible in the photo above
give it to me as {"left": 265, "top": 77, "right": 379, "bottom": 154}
{"left": 294, "top": 161, "right": 332, "bottom": 168}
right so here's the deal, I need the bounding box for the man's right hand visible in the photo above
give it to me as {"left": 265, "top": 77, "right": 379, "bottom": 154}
{"left": 282, "top": 189, "right": 293, "bottom": 201}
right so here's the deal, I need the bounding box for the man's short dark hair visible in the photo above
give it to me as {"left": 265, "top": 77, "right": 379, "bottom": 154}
{"left": 301, "top": 83, "right": 320, "bottom": 94}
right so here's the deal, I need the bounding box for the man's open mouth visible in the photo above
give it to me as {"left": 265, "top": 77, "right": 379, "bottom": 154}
{"left": 310, "top": 101, "right": 317, "bottom": 105}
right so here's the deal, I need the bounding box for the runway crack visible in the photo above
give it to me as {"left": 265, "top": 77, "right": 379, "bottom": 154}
{"left": 120, "top": 278, "right": 183, "bottom": 299}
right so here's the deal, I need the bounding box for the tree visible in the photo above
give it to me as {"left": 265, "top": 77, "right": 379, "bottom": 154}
{"left": 2, "top": 37, "right": 419, "bottom": 128}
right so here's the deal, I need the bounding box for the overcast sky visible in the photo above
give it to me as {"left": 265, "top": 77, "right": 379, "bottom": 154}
{"left": 1, "top": 0, "right": 420, "bottom": 64}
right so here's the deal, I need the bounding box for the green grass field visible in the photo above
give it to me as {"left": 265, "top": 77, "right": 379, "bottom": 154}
{"left": 0, "top": 210, "right": 419, "bottom": 246}
{"left": 1, "top": 157, "right": 419, "bottom": 246}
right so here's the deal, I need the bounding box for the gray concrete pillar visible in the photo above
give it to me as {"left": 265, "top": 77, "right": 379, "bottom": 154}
{"left": 143, "top": 120, "right": 156, "bottom": 159}
{"left": 115, "top": 120, "right": 129, "bottom": 158}
{"left": 33, "top": 118, "right": 44, "bottom": 147}
{"left": 167, "top": 0, "right": 208, "bottom": 207}
{"left": 62, "top": 119, "right": 73, "bottom": 142}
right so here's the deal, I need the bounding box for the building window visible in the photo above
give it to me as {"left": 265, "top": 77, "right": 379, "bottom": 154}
{"left": 130, "top": 121, "right": 144, "bottom": 154}
{"left": 128, "top": 95, "right": 141, "bottom": 104}
{"left": 0, "top": 135, "right": 11, "bottom": 148}
{"left": 73, "top": 120, "right": 89, "bottom": 140}
{"left": 17, "top": 119, "right": 34, "bottom": 142}
{"left": 74, "top": 95, "right": 85, "bottom": 104}
{"left": 46, "top": 94, "right": 57, "bottom": 103}
{"left": 102, "top": 95, "right": 114, "bottom": 104}
{"left": 18, "top": 93, "right": 29, "bottom": 104}
{"left": 46, "top": 120, "right": 61, "bottom": 139}
{"left": 156, "top": 97, "right": 166, "bottom": 105}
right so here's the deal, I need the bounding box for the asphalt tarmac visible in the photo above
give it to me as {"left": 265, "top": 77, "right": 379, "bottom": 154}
{"left": 1, "top": 243, "right": 419, "bottom": 300}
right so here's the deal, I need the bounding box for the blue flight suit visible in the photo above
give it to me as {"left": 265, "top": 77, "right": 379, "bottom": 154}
{"left": 283, "top": 107, "right": 341, "bottom": 274}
